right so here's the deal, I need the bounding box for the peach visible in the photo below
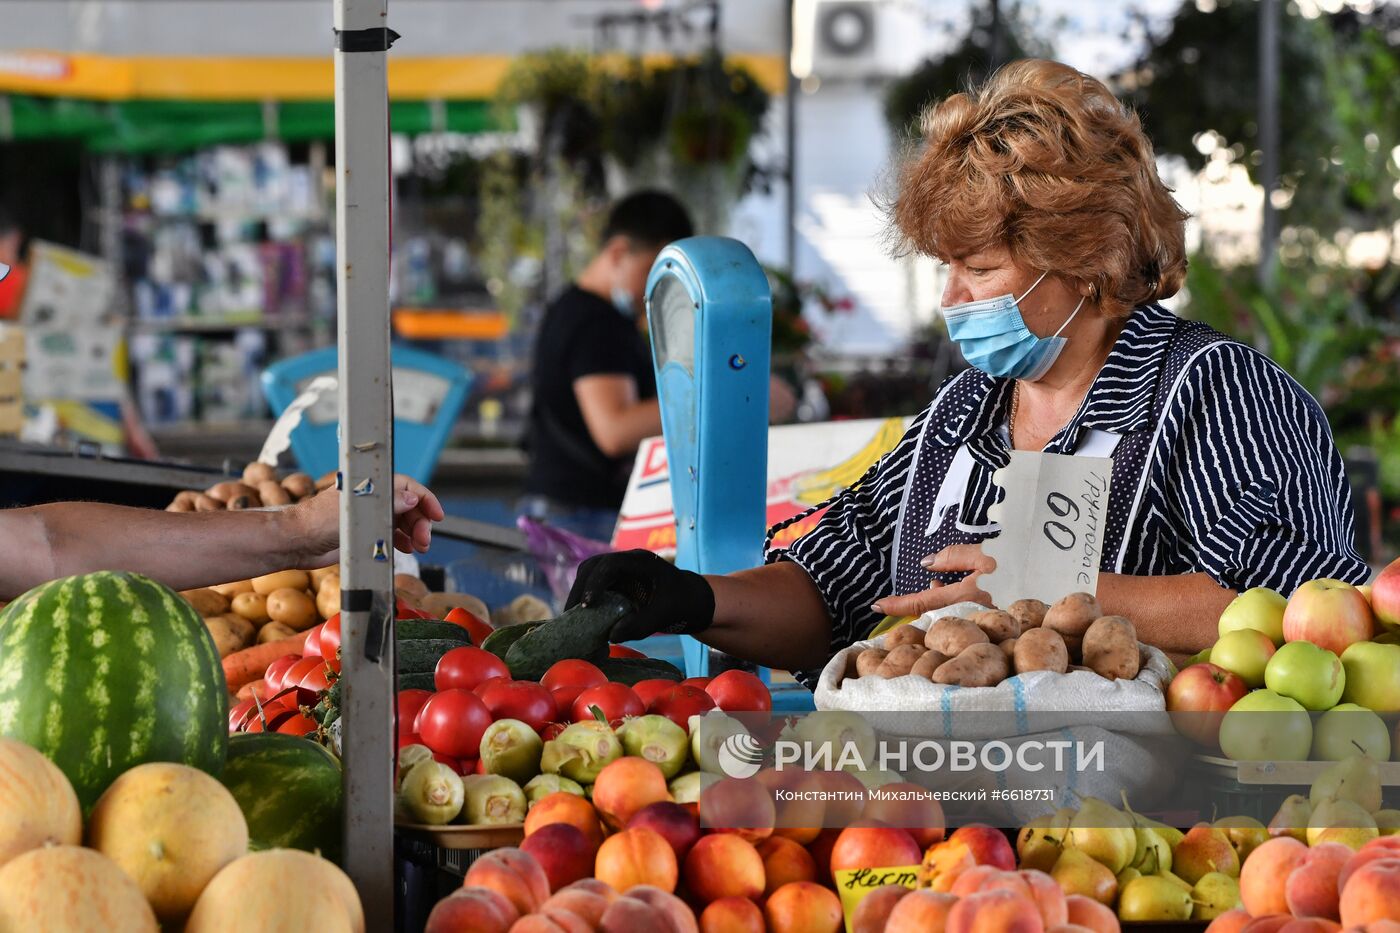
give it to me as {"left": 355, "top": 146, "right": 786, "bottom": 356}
{"left": 542, "top": 885, "right": 614, "bottom": 927}
{"left": 624, "top": 885, "right": 700, "bottom": 933}
{"left": 511, "top": 910, "right": 592, "bottom": 933}
{"left": 1339, "top": 838, "right": 1400, "bottom": 891}
{"left": 521, "top": 823, "right": 596, "bottom": 893}
{"left": 699, "top": 896, "right": 765, "bottom": 933}
{"left": 764, "top": 881, "right": 843, "bottom": 933}
{"left": 1276, "top": 920, "right": 1341, "bottom": 932}
{"left": 883, "top": 889, "right": 958, "bottom": 933}
{"left": 683, "top": 833, "right": 765, "bottom": 904}
{"left": 1339, "top": 858, "right": 1400, "bottom": 928}
{"left": 1241, "top": 837, "right": 1309, "bottom": 916}
{"left": 1021, "top": 868, "right": 1070, "bottom": 928}
{"left": 807, "top": 828, "right": 841, "bottom": 887}
{"left": 950, "top": 865, "right": 1011, "bottom": 898}
{"left": 599, "top": 896, "right": 681, "bottom": 933}
{"left": 830, "top": 822, "right": 923, "bottom": 874}
{"left": 698, "top": 776, "right": 776, "bottom": 844}
{"left": 850, "top": 885, "right": 911, "bottom": 933}
{"left": 1175, "top": 824, "right": 1242, "bottom": 884}
{"left": 947, "top": 888, "right": 1046, "bottom": 933}
{"left": 628, "top": 801, "right": 702, "bottom": 862}
{"left": 1285, "top": 842, "right": 1351, "bottom": 921}
{"left": 1203, "top": 909, "right": 1254, "bottom": 933}
{"left": 462, "top": 847, "right": 551, "bottom": 917}
{"left": 814, "top": 769, "right": 871, "bottom": 825}
{"left": 948, "top": 822, "right": 1016, "bottom": 870}
{"left": 593, "top": 758, "right": 672, "bottom": 831}
{"left": 1239, "top": 918, "right": 1294, "bottom": 933}
{"left": 1046, "top": 927, "right": 1099, "bottom": 933}
{"left": 595, "top": 827, "right": 679, "bottom": 894}
{"left": 862, "top": 782, "right": 947, "bottom": 848}
{"left": 756, "top": 836, "right": 817, "bottom": 896}
{"left": 918, "top": 839, "right": 977, "bottom": 892}
{"left": 526, "top": 792, "right": 604, "bottom": 849}
{"left": 1064, "top": 894, "right": 1118, "bottom": 933}
{"left": 425, "top": 887, "right": 519, "bottom": 933}
{"left": 1345, "top": 922, "right": 1400, "bottom": 933}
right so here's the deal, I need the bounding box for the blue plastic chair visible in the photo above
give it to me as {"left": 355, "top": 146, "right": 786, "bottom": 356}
{"left": 260, "top": 345, "right": 473, "bottom": 483}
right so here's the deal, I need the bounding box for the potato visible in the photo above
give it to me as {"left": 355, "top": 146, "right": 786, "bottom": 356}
{"left": 180, "top": 588, "right": 230, "bottom": 617}
{"left": 253, "top": 570, "right": 311, "bottom": 596}
{"left": 494, "top": 594, "right": 552, "bottom": 628}
{"left": 282, "top": 472, "right": 316, "bottom": 500}
{"left": 205, "top": 481, "right": 260, "bottom": 504}
{"left": 883, "top": 624, "right": 926, "bottom": 650}
{"left": 242, "top": 461, "right": 277, "bottom": 486}
{"left": 166, "top": 491, "right": 198, "bottom": 513}
{"left": 210, "top": 580, "right": 255, "bottom": 598}
{"left": 316, "top": 587, "right": 341, "bottom": 621}
{"left": 1013, "top": 628, "right": 1070, "bottom": 675}
{"left": 226, "top": 494, "right": 261, "bottom": 511}
{"left": 875, "top": 644, "right": 927, "bottom": 678}
{"left": 257, "top": 481, "right": 292, "bottom": 507}
{"left": 267, "top": 588, "right": 318, "bottom": 631}
{"left": 193, "top": 494, "right": 224, "bottom": 512}
{"left": 395, "top": 574, "right": 431, "bottom": 602}
{"left": 308, "top": 565, "right": 338, "bottom": 589}
{"left": 970, "top": 609, "right": 1019, "bottom": 643}
{"left": 911, "top": 649, "right": 950, "bottom": 680}
{"left": 231, "top": 591, "right": 271, "bottom": 625}
{"left": 1082, "top": 616, "right": 1141, "bottom": 681}
{"left": 315, "top": 470, "right": 338, "bottom": 492}
{"left": 999, "top": 637, "right": 1018, "bottom": 660}
{"left": 420, "top": 592, "right": 489, "bottom": 622}
{"left": 924, "top": 617, "right": 989, "bottom": 657}
{"left": 932, "top": 643, "right": 1010, "bottom": 687}
{"left": 257, "top": 621, "right": 297, "bottom": 644}
{"left": 318, "top": 572, "right": 341, "bottom": 594}
{"left": 1043, "top": 593, "right": 1102, "bottom": 656}
{"left": 205, "top": 615, "right": 250, "bottom": 658}
{"left": 856, "top": 649, "right": 889, "bottom": 678}
{"left": 1008, "top": 598, "right": 1049, "bottom": 630}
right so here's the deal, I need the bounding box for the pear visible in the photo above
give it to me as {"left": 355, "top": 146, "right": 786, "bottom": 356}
{"left": 1309, "top": 797, "right": 1380, "bottom": 849}
{"left": 1130, "top": 827, "right": 1173, "bottom": 875}
{"left": 1051, "top": 848, "right": 1118, "bottom": 905}
{"left": 1145, "top": 820, "right": 1185, "bottom": 850}
{"left": 1068, "top": 797, "right": 1137, "bottom": 874}
{"left": 1118, "top": 875, "right": 1193, "bottom": 922}
{"left": 1374, "top": 809, "right": 1400, "bottom": 836}
{"left": 1214, "top": 815, "right": 1269, "bottom": 862}
{"left": 1017, "top": 816, "right": 1064, "bottom": 873}
{"left": 1191, "top": 871, "right": 1242, "bottom": 921}
{"left": 1116, "top": 866, "right": 1143, "bottom": 889}
{"left": 1160, "top": 871, "right": 1193, "bottom": 891}
{"left": 1310, "top": 754, "right": 1382, "bottom": 813}
{"left": 1267, "top": 793, "right": 1312, "bottom": 844}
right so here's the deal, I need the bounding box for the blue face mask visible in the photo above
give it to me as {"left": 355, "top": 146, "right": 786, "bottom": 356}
{"left": 942, "top": 270, "right": 1085, "bottom": 381}
{"left": 611, "top": 286, "right": 636, "bottom": 318}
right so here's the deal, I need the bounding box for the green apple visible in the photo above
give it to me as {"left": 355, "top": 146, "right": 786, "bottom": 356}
{"left": 1218, "top": 690, "right": 1312, "bottom": 761}
{"left": 1184, "top": 647, "right": 1214, "bottom": 669}
{"left": 1211, "top": 629, "right": 1277, "bottom": 688}
{"left": 1341, "top": 641, "right": 1400, "bottom": 713}
{"left": 1264, "top": 640, "right": 1345, "bottom": 710}
{"left": 1219, "top": 587, "right": 1287, "bottom": 644}
{"left": 1312, "top": 703, "right": 1391, "bottom": 761}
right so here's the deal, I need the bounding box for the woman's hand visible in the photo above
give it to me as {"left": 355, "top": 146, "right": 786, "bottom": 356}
{"left": 290, "top": 474, "right": 445, "bottom": 569}
{"left": 870, "top": 543, "right": 997, "bottom": 618}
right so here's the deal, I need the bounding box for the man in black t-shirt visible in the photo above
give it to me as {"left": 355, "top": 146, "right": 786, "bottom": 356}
{"left": 521, "top": 191, "right": 694, "bottom": 542}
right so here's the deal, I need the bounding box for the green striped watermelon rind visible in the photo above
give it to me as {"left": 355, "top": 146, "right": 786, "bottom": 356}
{"left": 222, "top": 732, "right": 344, "bottom": 864}
{"left": 0, "top": 571, "right": 229, "bottom": 810}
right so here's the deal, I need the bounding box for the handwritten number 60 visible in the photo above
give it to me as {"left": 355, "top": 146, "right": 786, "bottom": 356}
{"left": 1042, "top": 492, "right": 1079, "bottom": 551}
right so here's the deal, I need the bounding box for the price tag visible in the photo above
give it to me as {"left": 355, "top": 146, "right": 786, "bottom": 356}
{"left": 981, "top": 450, "right": 1113, "bottom": 608}
{"left": 832, "top": 866, "right": 922, "bottom": 931}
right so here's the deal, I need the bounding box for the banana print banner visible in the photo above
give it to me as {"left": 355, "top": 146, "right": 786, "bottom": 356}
{"left": 613, "top": 418, "right": 912, "bottom": 555}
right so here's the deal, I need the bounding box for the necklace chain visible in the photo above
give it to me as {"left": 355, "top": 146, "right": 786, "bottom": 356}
{"left": 1009, "top": 382, "right": 1020, "bottom": 450}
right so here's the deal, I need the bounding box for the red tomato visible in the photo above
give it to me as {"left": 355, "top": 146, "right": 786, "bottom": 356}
{"left": 542, "top": 660, "right": 607, "bottom": 713}
{"left": 471, "top": 677, "right": 508, "bottom": 698}
{"left": 417, "top": 689, "right": 493, "bottom": 760}
{"left": 443, "top": 607, "right": 494, "bottom": 646}
{"left": 705, "top": 670, "right": 772, "bottom": 712}
{"left": 648, "top": 685, "right": 717, "bottom": 730}
{"left": 275, "top": 713, "right": 318, "bottom": 737}
{"left": 228, "top": 698, "right": 256, "bottom": 732}
{"left": 298, "top": 661, "right": 335, "bottom": 695}
{"left": 434, "top": 646, "right": 510, "bottom": 692}
{"left": 303, "top": 624, "right": 324, "bottom": 658}
{"left": 630, "top": 679, "right": 677, "bottom": 708}
{"left": 539, "top": 722, "right": 567, "bottom": 742}
{"left": 397, "top": 689, "right": 434, "bottom": 736}
{"left": 246, "top": 705, "right": 298, "bottom": 734}
{"left": 682, "top": 677, "right": 712, "bottom": 690}
{"left": 479, "top": 680, "right": 556, "bottom": 732}
{"left": 281, "top": 657, "right": 325, "bottom": 692}
{"left": 434, "top": 753, "right": 463, "bottom": 774}
{"left": 570, "top": 683, "right": 643, "bottom": 724}
{"left": 608, "top": 644, "right": 647, "bottom": 659}
{"left": 398, "top": 731, "right": 426, "bottom": 750}
{"left": 396, "top": 599, "right": 430, "bottom": 620}
{"left": 473, "top": 757, "right": 488, "bottom": 775}
{"left": 320, "top": 614, "right": 342, "bottom": 671}
{"left": 263, "top": 655, "right": 303, "bottom": 692}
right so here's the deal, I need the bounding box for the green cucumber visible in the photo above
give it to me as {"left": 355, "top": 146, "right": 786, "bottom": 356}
{"left": 398, "top": 639, "right": 473, "bottom": 676}
{"left": 481, "top": 619, "right": 545, "bottom": 659}
{"left": 399, "top": 672, "right": 435, "bottom": 691}
{"left": 397, "top": 620, "right": 474, "bottom": 642}
{"left": 503, "top": 594, "right": 634, "bottom": 682}
{"left": 597, "top": 657, "right": 683, "bottom": 685}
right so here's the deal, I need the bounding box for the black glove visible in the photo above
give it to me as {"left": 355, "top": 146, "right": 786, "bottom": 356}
{"left": 567, "top": 549, "right": 715, "bottom": 643}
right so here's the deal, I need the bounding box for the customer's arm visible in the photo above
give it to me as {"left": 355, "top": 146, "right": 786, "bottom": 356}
{"left": 701, "top": 562, "right": 836, "bottom": 672}
{"left": 0, "top": 475, "right": 444, "bottom": 600}
{"left": 574, "top": 374, "right": 661, "bottom": 457}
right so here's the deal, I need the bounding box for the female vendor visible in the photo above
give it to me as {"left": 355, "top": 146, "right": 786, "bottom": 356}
{"left": 568, "top": 59, "right": 1369, "bottom": 680}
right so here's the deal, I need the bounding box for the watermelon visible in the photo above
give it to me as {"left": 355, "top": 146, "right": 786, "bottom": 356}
{"left": 0, "top": 571, "right": 228, "bottom": 810}
{"left": 221, "top": 733, "right": 343, "bottom": 863}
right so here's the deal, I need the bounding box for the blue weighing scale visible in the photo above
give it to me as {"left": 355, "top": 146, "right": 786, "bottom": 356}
{"left": 645, "top": 237, "right": 776, "bottom": 683}
{"left": 261, "top": 345, "right": 473, "bottom": 483}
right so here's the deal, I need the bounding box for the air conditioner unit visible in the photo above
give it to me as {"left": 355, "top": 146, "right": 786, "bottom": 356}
{"left": 793, "top": 0, "right": 887, "bottom": 83}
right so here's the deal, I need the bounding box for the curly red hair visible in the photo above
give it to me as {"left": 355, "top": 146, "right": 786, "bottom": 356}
{"left": 891, "top": 59, "right": 1188, "bottom": 318}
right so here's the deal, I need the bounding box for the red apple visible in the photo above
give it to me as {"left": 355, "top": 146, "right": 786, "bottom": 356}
{"left": 1283, "top": 579, "right": 1375, "bottom": 656}
{"left": 947, "top": 824, "right": 1015, "bottom": 871}
{"left": 1167, "top": 663, "right": 1251, "bottom": 747}
{"left": 1373, "top": 557, "right": 1400, "bottom": 633}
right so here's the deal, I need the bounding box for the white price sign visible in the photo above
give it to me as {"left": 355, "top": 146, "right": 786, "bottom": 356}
{"left": 982, "top": 451, "right": 1113, "bottom": 608}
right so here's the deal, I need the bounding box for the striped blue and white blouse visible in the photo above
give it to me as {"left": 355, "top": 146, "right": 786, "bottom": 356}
{"left": 769, "top": 302, "right": 1368, "bottom": 685}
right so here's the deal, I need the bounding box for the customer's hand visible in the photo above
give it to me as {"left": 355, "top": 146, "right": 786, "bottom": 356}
{"left": 291, "top": 474, "right": 445, "bottom": 568}
{"left": 567, "top": 549, "right": 715, "bottom": 643}
{"left": 870, "top": 543, "right": 996, "bottom": 618}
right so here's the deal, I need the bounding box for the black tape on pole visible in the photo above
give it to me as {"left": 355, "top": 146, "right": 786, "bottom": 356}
{"left": 334, "top": 27, "right": 401, "bottom": 53}
{"left": 341, "top": 588, "right": 373, "bottom": 612}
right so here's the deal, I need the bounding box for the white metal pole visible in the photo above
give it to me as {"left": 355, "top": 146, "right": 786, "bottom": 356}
{"left": 333, "top": 0, "right": 396, "bottom": 924}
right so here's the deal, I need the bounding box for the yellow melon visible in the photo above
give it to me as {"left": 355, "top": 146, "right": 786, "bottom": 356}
{"left": 0, "top": 845, "right": 157, "bottom": 932}
{"left": 0, "top": 737, "right": 81, "bottom": 868}
{"left": 185, "top": 849, "right": 364, "bottom": 933}
{"left": 86, "top": 762, "right": 249, "bottom": 924}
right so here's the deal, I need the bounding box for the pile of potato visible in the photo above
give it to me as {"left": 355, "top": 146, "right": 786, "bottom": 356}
{"left": 182, "top": 567, "right": 342, "bottom": 657}
{"left": 166, "top": 462, "right": 335, "bottom": 512}
{"left": 854, "top": 593, "right": 1143, "bottom": 688}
